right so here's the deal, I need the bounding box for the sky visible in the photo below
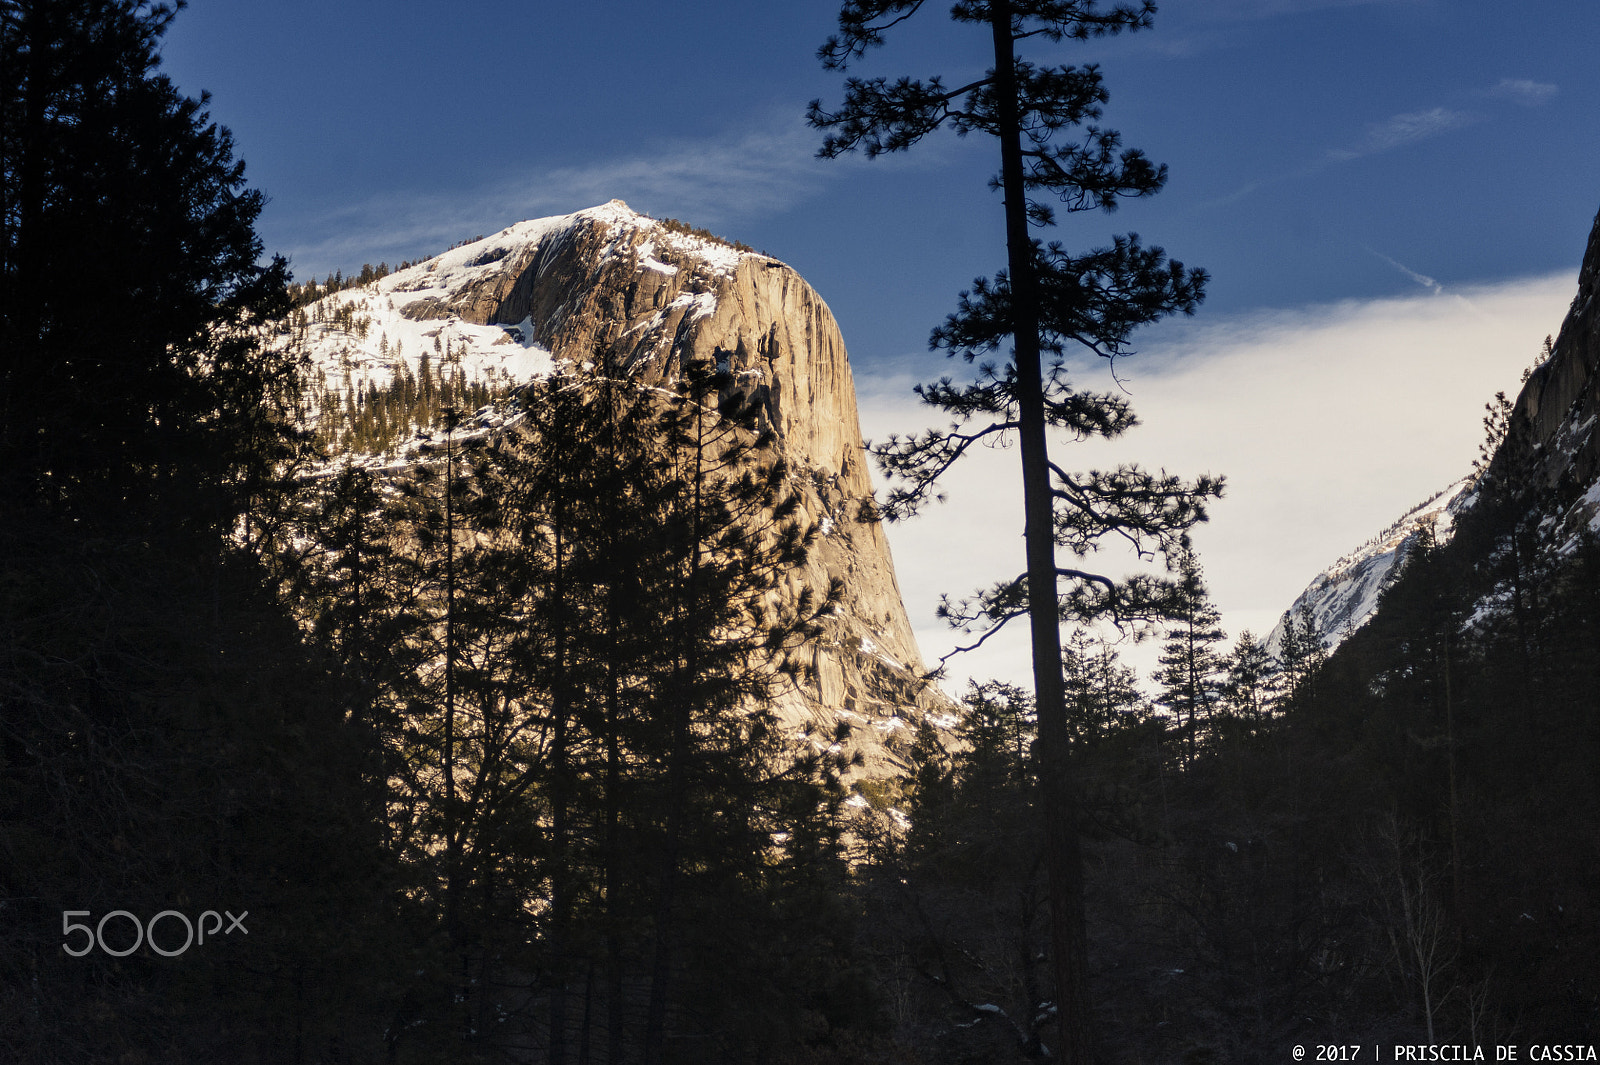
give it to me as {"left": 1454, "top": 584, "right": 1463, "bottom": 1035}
{"left": 160, "top": 0, "right": 1600, "bottom": 690}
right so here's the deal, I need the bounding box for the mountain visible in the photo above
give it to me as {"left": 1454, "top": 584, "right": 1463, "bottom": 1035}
{"left": 1265, "top": 477, "right": 1475, "bottom": 659}
{"left": 290, "top": 200, "right": 951, "bottom": 775}
{"left": 1499, "top": 205, "right": 1600, "bottom": 538}
{"left": 1271, "top": 204, "right": 1600, "bottom": 658}
{"left": 1254, "top": 206, "right": 1600, "bottom": 1042}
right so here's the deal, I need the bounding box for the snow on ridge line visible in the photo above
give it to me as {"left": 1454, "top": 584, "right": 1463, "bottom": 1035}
{"left": 1266, "top": 476, "right": 1475, "bottom": 659}
{"left": 290, "top": 200, "right": 794, "bottom": 477}
{"left": 375, "top": 199, "right": 759, "bottom": 303}
{"left": 1315, "top": 480, "right": 1472, "bottom": 585}
{"left": 299, "top": 201, "right": 769, "bottom": 409}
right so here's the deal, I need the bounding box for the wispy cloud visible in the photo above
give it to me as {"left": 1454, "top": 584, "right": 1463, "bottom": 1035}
{"left": 1327, "top": 106, "right": 1478, "bottom": 162}
{"left": 860, "top": 274, "right": 1572, "bottom": 690}
{"left": 1487, "top": 77, "right": 1559, "bottom": 107}
{"left": 1197, "top": 180, "right": 1263, "bottom": 211}
{"left": 267, "top": 118, "right": 828, "bottom": 278}
{"left": 1206, "top": 74, "right": 1557, "bottom": 211}
{"left": 1196, "top": 103, "right": 1476, "bottom": 212}
{"left": 1142, "top": 0, "right": 1415, "bottom": 56}
{"left": 1363, "top": 246, "right": 1443, "bottom": 295}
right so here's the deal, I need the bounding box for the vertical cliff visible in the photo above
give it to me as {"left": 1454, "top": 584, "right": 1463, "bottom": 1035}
{"left": 1504, "top": 206, "right": 1600, "bottom": 521}
{"left": 304, "top": 201, "right": 950, "bottom": 774}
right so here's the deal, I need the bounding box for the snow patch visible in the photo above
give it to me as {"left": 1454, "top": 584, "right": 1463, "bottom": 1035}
{"left": 1267, "top": 477, "right": 1474, "bottom": 658}
{"left": 291, "top": 200, "right": 750, "bottom": 465}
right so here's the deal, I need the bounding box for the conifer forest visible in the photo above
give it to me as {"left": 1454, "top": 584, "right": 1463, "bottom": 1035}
{"left": 3, "top": 2, "right": 1597, "bottom": 1063}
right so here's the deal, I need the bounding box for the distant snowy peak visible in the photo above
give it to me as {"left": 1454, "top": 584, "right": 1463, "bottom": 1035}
{"left": 1266, "top": 477, "right": 1476, "bottom": 659}
{"left": 379, "top": 199, "right": 755, "bottom": 312}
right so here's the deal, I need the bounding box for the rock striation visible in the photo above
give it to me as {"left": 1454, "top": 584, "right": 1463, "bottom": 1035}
{"left": 302, "top": 201, "right": 951, "bottom": 775}
{"left": 1502, "top": 205, "right": 1600, "bottom": 523}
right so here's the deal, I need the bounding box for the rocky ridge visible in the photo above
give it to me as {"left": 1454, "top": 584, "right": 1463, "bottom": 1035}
{"left": 295, "top": 201, "right": 951, "bottom": 776}
{"left": 1501, "top": 205, "right": 1600, "bottom": 537}
{"left": 1272, "top": 203, "right": 1600, "bottom": 657}
{"left": 1265, "top": 478, "right": 1474, "bottom": 659}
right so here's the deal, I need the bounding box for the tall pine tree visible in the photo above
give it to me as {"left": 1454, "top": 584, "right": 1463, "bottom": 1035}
{"left": 1222, "top": 629, "right": 1276, "bottom": 737}
{"left": 810, "top": 4, "right": 1219, "bottom": 1057}
{"left": 1, "top": 0, "right": 300, "bottom": 529}
{"left": 305, "top": 371, "right": 854, "bottom": 1061}
{"left": 1153, "top": 540, "right": 1227, "bottom": 767}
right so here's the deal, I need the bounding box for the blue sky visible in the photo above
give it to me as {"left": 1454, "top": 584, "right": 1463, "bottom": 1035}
{"left": 160, "top": 0, "right": 1600, "bottom": 686}
{"left": 162, "top": 0, "right": 1599, "bottom": 345}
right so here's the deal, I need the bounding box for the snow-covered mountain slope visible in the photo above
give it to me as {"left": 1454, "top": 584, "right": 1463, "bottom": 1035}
{"left": 291, "top": 202, "right": 755, "bottom": 462}
{"left": 1270, "top": 204, "right": 1600, "bottom": 661}
{"left": 1265, "top": 478, "right": 1476, "bottom": 660}
{"left": 286, "top": 200, "right": 951, "bottom": 776}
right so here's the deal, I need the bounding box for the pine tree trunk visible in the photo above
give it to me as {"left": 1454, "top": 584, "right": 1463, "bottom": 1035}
{"left": 603, "top": 395, "right": 629, "bottom": 1065}
{"left": 549, "top": 477, "right": 572, "bottom": 1065}
{"left": 442, "top": 427, "right": 463, "bottom": 952}
{"left": 643, "top": 395, "right": 707, "bottom": 1065}
{"left": 605, "top": 694, "right": 626, "bottom": 1065}
{"left": 989, "top": 5, "right": 1093, "bottom": 1062}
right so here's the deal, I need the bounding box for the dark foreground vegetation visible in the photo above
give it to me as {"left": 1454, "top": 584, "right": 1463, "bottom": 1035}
{"left": 3, "top": 1, "right": 1596, "bottom": 1062}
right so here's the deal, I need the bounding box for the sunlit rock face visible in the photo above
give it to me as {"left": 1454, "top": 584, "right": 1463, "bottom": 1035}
{"left": 303, "top": 200, "right": 951, "bottom": 777}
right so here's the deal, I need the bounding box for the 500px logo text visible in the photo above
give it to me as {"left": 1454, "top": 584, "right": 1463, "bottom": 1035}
{"left": 62, "top": 909, "right": 248, "bottom": 957}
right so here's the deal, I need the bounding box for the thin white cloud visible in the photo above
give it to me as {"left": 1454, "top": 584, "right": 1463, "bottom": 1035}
{"left": 268, "top": 118, "right": 828, "bottom": 279}
{"left": 1487, "top": 77, "right": 1559, "bottom": 107}
{"left": 1327, "top": 106, "right": 1478, "bottom": 162}
{"left": 860, "top": 274, "right": 1573, "bottom": 692}
{"left": 1363, "top": 245, "right": 1443, "bottom": 295}
{"left": 1208, "top": 77, "right": 1545, "bottom": 212}
{"left": 1143, "top": 0, "right": 1416, "bottom": 57}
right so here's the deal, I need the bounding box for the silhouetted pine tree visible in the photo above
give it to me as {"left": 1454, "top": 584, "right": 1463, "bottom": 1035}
{"left": 1061, "top": 628, "right": 1144, "bottom": 747}
{"left": 329, "top": 370, "right": 855, "bottom": 1062}
{"left": 810, "top": 6, "right": 1216, "bottom": 1057}
{"left": 0, "top": 4, "right": 391, "bottom": 1060}
{"left": 862, "top": 680, "right": 1053, "bottom": 1060}
{"left": 1222, "top": 630, "right": 1276, "bottom": 736}
{"left": 1, "top": 0, "right": 300, "bottom": 528}
{"left": 1274, "top": 602, "right": 1327, "bottom": 711}
{"left": 1153, "top": 540, "right": 1227, "bottom": 767}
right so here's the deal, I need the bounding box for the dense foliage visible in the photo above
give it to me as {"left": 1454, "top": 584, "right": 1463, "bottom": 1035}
{"left": 1, "top": 0, "right": 302, "bottom": 529}
{"left": 1, "top": 3, "right": 375, "bottom": 1061}
{"left": 5, "top": 2, "right": 1597, "bottom": 1062}
{"left": 267, "top": 366, "right": 864, "bottom": 1063}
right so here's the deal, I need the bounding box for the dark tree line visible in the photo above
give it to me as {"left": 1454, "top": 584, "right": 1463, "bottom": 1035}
{"left": 2, "top": 3, "right": 863, "bottom": 1060}
{"left": 848, "top": 395, "right": 1600, "bottom": 1062}
{"left": 1, "top": 2, "right": 378, "bottom": 1061}
{"left": 9, "top": 1, "right": 1598, "bottom": 1062}
{"left": 1, "top": 0, "right": 303, "bottom": 528}
{"left": 273, "top": 367, "right": 866, "bottom": 1062}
